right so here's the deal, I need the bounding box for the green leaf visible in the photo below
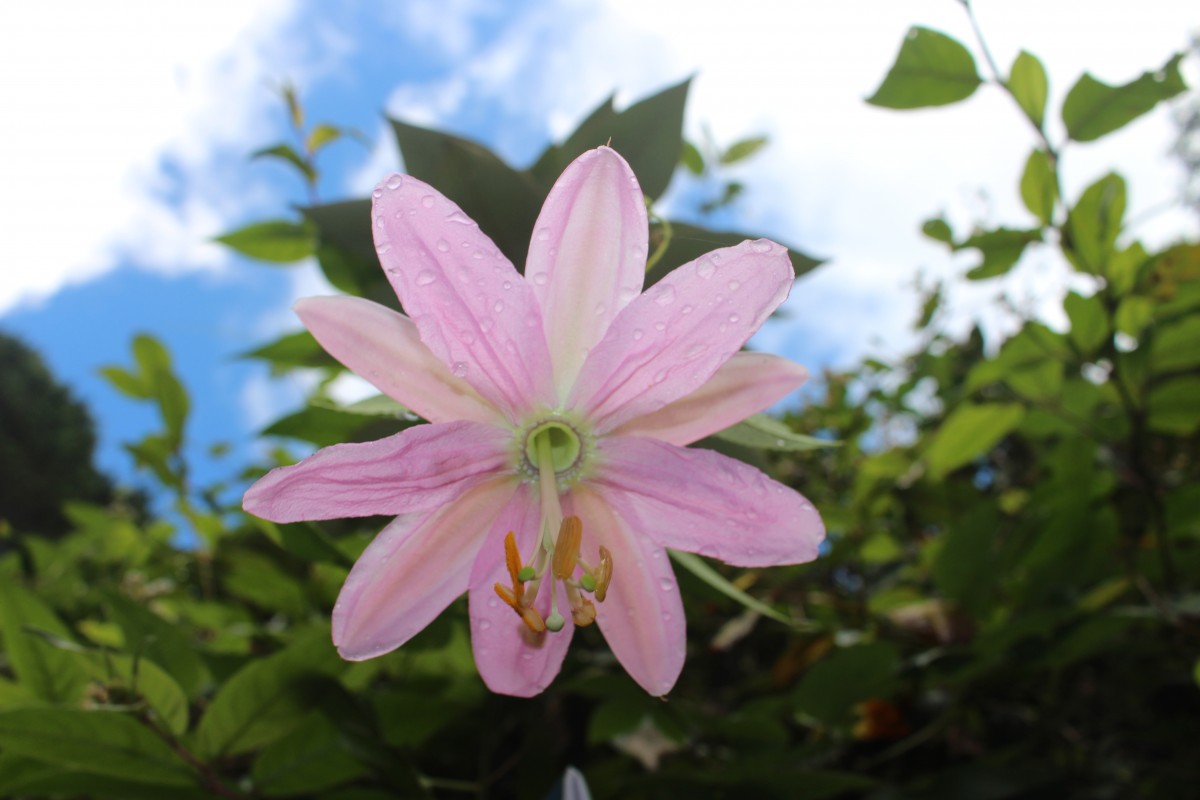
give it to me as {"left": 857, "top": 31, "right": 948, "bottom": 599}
{"left": 1007, "top": 50, "right": 1048, "bottom": 128}
{"left": 924, "top": 403, "right": 1025, "bottom": 480}
{"left": 389, "top": 120, "right": 543, "bottom": 269}
{"left": 79, "top": 652, "right": 189, "bottom": 737}
{"left": 0, "top": 708, "right": 197, "bottom": 787}
{"left": 922, "top": 216, "right": 954, "bottom": 245}
{"left": 306, "top": 123, "right": 342, "bottom": 153}
{"left": 1019, "top": 149, "right": 1058, "bottom": 226}
{"left": 98, "top": 365, "right": 149, "bottom": 399}
{"left": 0, "top": 582, "right": 90, "bottom": 704}
{"left": 531, "top": 78, "right": 690, "bottom": 200}
{"left": 221, "top": 550, "right": 308, "bottom": 618}
{"left": 1064, "top": 291, "right": 1109, "bottom": 355}
{"left": 713, "top": 413, "right": 838, "bottom": 452}
{"left": 262, "top": 404, "right": 418, "bottom": 448}
{"left": 251, "top": 143, "right": 316, "bottom": 183}
{"left": 240, "top": 329, "right": 338, "bottom": 371}
{"left": 1062, "top": 53, "right": 1187, "bottom": 142}
{"left": 1150, "top": 315, "right": 1200, "bottom": 372}
{"left": 681, "top": 140, "right": 705, "bottom": 175}
{"left": 215, "top": 219, "right": 315, "bottom": 263}
{"left": 933, "top": 505, "right": 998, "bottom": 615}
{"left": 302, "top": 199, "right": 390, "bottom": 301}
{"left": 309, "top": 394, "right": 411, "bottom": 417}
{"left": 962, "top": 227, "right": 1042, "bottom": 280}
{"left": 793, "top": 643, "right": 899, "bottom": 725}
{"left": 1116, "top": 295, "right": 1154, "bottom": 338}
{"left": 866, "top": 27, "right": 982, "bottom": 109}
{"left": 1066, "top": 172, "right": 1126, "bottom": 274}
{"left": 195, "top": 629, "right": 346, "bottom": 759}
{"left": 1147, "top": 377, "right": 1200, "bottom": 435}
{"left": 668, "top": 551, "right": 793, "bottom": 626}
{"left": 719, "top": 136, "right": 768, "bottom": 165}
{"left": 265, "top": 522, "right": 354, "bottom": 568}
{"left": 104, "top": 594, "right": 207, "bottom": 698}
{"left": 252, "top": 713, "right": 368, "bottom": 796}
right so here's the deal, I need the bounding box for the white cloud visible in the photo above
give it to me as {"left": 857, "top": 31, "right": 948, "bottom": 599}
{"left": 0, "top": 0, "right": 351, "bottom": 313}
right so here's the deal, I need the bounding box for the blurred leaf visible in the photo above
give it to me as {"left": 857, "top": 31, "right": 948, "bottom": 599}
{"left": 681, "top": 140, "right": 705, "bottom": 174}
{"left": 98, "top": 365, "right": 149, "bottom": 399}
{"left": 0, "top": 582, "right": 89, "bottom": 704}
{"left": 389, "top": 119, "right": 543, "bottom": 268}
{"left": 922, "top": 217, "right": 954, "bottom": 245}
{"left": 105, "top": 593, "right": 207, "bottom": 698}
{"left": 1020, "top": 148, "right": 1058, "bottom": 226}
{"left": 221, "top": 550, "right": 308, "bottom": 618}
{"left": 1150, "top": 315, "right": 1200, "bottom": 372}
{"left": 714, "top": 413, "right": 838, "bottom": 452}
{"left": 1062, "top": 53, "right": 1186, "bottom": 142}
{"left": 307, "top": 123, "right": 342, "bottom": 153}
{"left": 668, "top": 550, "right": 792, "bottom": 626}
{"left": 793, "top": 643, "right": 899, "bottom": 726}
{"left": 310, "top": 394, "right": 411, "bottom": 417}
{"left": 302, "top": 199, "right": 391, "bottom": 301}
{"left": 1007, "top": 50, "right": 1049, "bottom": 128}
{"left": 79, "top": 652, "right": 189, "bottom": 736}
{"left": 252, "top": 713, "right": 368, "bottom": 796}
{"left": 263, "top": 404, "right": 418, "bottom": 447}
{"left": 1147, "top": 377, "right": 1200, "bottom": 434}
{"left": 962, "top": 227, "right": 1042, "bottom": 280}
{"left": 216, "top": 220, "right": 315, "bottom": 263}
{"left": 924, "top": 403, "right": 1025, "bottom": 479}
{"left": 1066, "top": 172, "right": 1126, "bottom": 274}
{"left": 933, "top": 505, "right": 998, "bottom": 615}
{"left": 0, "top": 708, "right": 197, "bottom": 787}
{"left": 1064, "top": 291, "right": 1109, "bottom": 355}
{"left": 1115, "top": 295, "right": 1154, "bottom": 338}
{"left": 866, "top": 27, "right": 982, "bottom": 109}
{"left": 195, "top": 628, "right": 346, "bottom": 759}
{"left": 241, "top": 329, "right": 338, "bottom": 371}
{"left": 283, "top": 83, "right": 303, "bottom": 129}
{"left": 588, "top": 700, "right": 646, "bottom": 744}
{"left": 719, "top": 136, "right": 768, "bottom": 164}
{"left": 268, "top": 522, "right": 355, "bottom": 568}
{"left": 252, "top": 144, "right": 316, "bottom": 183}
{"left": 531, "top": 78, "right": 690, "bottom": 200}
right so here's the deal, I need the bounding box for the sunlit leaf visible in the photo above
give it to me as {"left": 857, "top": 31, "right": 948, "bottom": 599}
{"left": 1020, "top": 148, "right": 1058, "bottom": 226}
{"left": 0, "top": 583, "right": 89, "bottom": 704}
{"left": 714, "top": 413, "right": 839, "bottom": 452}
{"left": 215, "top": 220, "right": 316, "bottom": 263}
{"left": 668, "top": 551, "right": 793, "bottom": 626}
{"left": 719, "top": 136, "right": 768, "bottom": 164}
{"left": 924, "top": 403, "right": 1025, "bottom": 479}
{"left": 1066, "top": 173, "right": 1126, "bottom": 275}
{"left": 1062, "top": 53, "right": 1187, "bottom": 142}
{"left": 1007, "top": 50, "right": 1048, "bottom": 128}
{"left": 867, "top": 27, "right": 982, "bottom": 109}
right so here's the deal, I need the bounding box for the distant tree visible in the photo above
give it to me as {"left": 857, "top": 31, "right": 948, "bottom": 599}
{"left": 0, "top": 330, "right": 113, "bottom": 536}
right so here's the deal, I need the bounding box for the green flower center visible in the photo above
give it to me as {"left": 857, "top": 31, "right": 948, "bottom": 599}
{"left": 524, "top": 420, "right": 582, "bottom": 474}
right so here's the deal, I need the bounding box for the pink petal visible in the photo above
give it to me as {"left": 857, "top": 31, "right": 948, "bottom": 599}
{"left": 527, "top": 147, "right": 648, "bottom": 398}
{"left": 594, "top": 436, "right": 824, "bottom": 567}
{"left": 334, "top": 477, "right": 519, "bottom": 660}
{"left": 243, "top": 421, "right": 510, "bottom": 523}
{"left": 371, "top": 174, "right": 555, "bottom": 422}
{"left": 570, "top": 239, "right": 793, "bottom": 432}
{"left": 468, "top": 484, "right": 574, "bottom": 697}
{"left": 294, "top": 295, "right": 501, "bottom": 425}
{"left": 612, "top": 352, "right": 809, "bottom": 445}
{"left": 573, "top": 486, "right": 685, "bottom": 697}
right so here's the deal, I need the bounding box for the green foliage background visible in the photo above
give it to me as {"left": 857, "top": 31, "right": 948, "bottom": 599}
{"left": 2, "top": 12, "right": 1198, "bottom": 800}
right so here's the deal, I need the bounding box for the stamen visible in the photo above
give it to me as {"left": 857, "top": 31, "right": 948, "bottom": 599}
{"left": 553, "top": 516, "right": 582, "bottom": 580}
{"left": 594, "top": 546, "right": 614, "bottom": 603}
{"left": 502, "top": 531, "right": 523, "bottom": 602}
{"left": 494, "top": 582, "right": 547, "bottom": 633}
{"left": 571, "top": 597, "right": 597, "bottom": 627}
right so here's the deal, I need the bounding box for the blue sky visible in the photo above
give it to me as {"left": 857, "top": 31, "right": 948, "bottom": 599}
{"left": 1, "top": 0, "right": 1195, "bottom": 505}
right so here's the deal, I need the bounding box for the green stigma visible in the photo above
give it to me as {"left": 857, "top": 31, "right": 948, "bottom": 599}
{"left": 525, "top": 420, "right": 582, "bottom": 474}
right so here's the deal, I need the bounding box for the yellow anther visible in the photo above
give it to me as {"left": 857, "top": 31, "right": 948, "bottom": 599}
{"left": 494, "top": 582, "right": 547, "bottom": 633}
{"left": 571, "top": 596, "right": 597, "bottom": 627}
{"left": 594, "top": 545, "right": 614, "bottom": 602}
{"left": 553, "top": 515, "right": 583, "bottom": 580}
{"left": 502, "top": 531, "right": 524, "bottom": 601}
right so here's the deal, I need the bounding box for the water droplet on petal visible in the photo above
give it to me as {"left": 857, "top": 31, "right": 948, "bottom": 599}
{"left": 728, "top": 312, "right": 740, "bottom": 324}
{"left": 659, "top": 578, "right": 673, "bottom": 592}
{"left": 618, "top": 286, "right": 638, "bottom": 304}
{"left": 654, "top": 321, "right": 666, "bottom": 331}
{"left": 479, "top": 619, "right": 492, "bottom": 631}
{"left": 376, "top": 242, "right": 392, "bottom": 254}
{"left": 459, "top": 330, "right": 476, "bottom": 344}
{"left": 681, "top": 304, "right": 694, "bottom": 315}
{"left": 653, "top": 285, "right": 677, "bottom": 306}
{"left": 420, "top": 194, "right": 435, "bottom": 208}
{"left": 502, "top": 280, "right": 513, "bottom": 290}
{"left": 415, "top": 270, "right": 437, "bottom": 286}
{"left": 487, "top": 596, "right": 499, "bottom": 608}
{"left": 385, "top": 175, "right": 404, "bottom": 190}
{"left": 532, "top": 272, "right": 548, "bottom": 286}
{"left": 728, "top": 279, "right": 741, "bottom": 291}
{"left": 452, "top": 361, "right": 469, "bottom": 376}
{"left": 372, "top": 188, "right": 383, "bottom": 199}
{"left": 472, "top": 249, "right": 484, "bottom": 260}
{"left": 480, "top": 317, "right": 495, "bottom": 333}
{"left": 493, "top": 300, "right": 505, "bottom": 313}
{"left": 653, "top": 368, "right": 669, "bottom": 384}
{"left": 685, "top": 343, "right": 707, "bottom": 358}
{"left": 445, "top": 210, "right": 474, "bottom": 225}
{"left": 536, "top": 227, "right": 551, "bottom": 241}
{"left": 632, "top": 328, "right": 644, "bottom": 341}
{"left": 593, "top": 302, "right": 606, "bottom": 316}
{"left": 696, "top": 259, "right": 715, "bottom": 279}
{"left": 436, "top": 239, "right": 451, "bottom": 252}
{"left": 751, "top": 240, "right": 772, "bottom": 253}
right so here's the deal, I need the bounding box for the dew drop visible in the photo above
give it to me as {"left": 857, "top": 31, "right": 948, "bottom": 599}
{"left": 480, "top": 317, "right": 494, "bottom": 333}
{"left": 445, "top": 210, "right": 474, "bottom": 225}
{"left": 372, "top": 187, "right": 383, "bottom": 199}
{"left": 420, "top": 194, "right": 435, "bottom": 208}
{"left": 415, "top": 270, "right": 437, "bottom": 286}
{"left": 375, "top": 242, "right": 392, "bottom": 254}
{"left": 472, "top": 249, "right": 484, "bottom": 260}
{"left": 728, "top": 312, "right": 740, "bottom": 324}
{"left": 654, "top": 321, "right": 666, "bottom": 331}
{"left": 632, "top": 328, "right": 644, "bottom": 341}
{"left": 593, "top": 302, "right": 606, "bottom": 316}
{"left": 653, "top": 368, "right": 669, "bottom": 384}
{"left": 487, "top": 596, "right": 499, "bottom": 608}
{"left": 750, "top": 240, "right": 772, "bottom": 253}
{"left": 536, "top": 227, "right": 551, "bottom": 241}
{"left": 452, "top": 361, "right": 469, "bottom": 376}
{"left": 459, "top": 330, "right": 476, "bottom": 345}
{"left": 685, "top": 342, "right": 707, "bottom": 358}
{"left": 659, "top": 578, "right": 673, "bottom": 592}
{"left": 728, "top": 279, "right": 741, "bottom": 291}
{"left": 436, "top": 239, "right": 450, "bottom": 252}
{"left": 532, "top": 272, "right": 548, "bottom": 286}
{"left": 681, "top": 304, "right": 694, "bottom": 315}
{"left": 696, "top": 259, "right": 715, "bottom": 279}
{"left": 479, "top": 619, "right": 492, "bottom": 631}
{"left": 385, "top": 174, "right": 404, "bottom": 190}
{"left": 653, "top": 285, "right": 677, "bottom": 306}
{"left": 493, "top": 300, "right": 505, "bottom": 313}
{"left": 618, "top": 286, "right": 638, "bottom": 304}
{"left": 502, "top": 280, "right": 513, "bottom": 290}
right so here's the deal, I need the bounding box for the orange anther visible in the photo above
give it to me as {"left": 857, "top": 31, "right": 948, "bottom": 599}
{"left": 503, "top": 531, "right": 523, "bottom": 601}
{"left": 495, "top": 581, "right": 547, "bottom": 633}
{"left": 553, "top": 515, "right": 583, "bottom": 580}
{"left": 519, "top": 605, "right": 547, "bottom": 633}
{"left": 495, "top": 582, "right": 520, "bottom": 610}
{"left": 594, "top": 545, "right": 613, "bottom": 602}
{"left": 571, "top": 597, "right": 596, "bottom": 627}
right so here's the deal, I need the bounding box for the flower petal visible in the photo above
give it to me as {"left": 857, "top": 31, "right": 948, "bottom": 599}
{"left": 468, "top": 484, "right": 574, "bottom": 697}
{"left": 612, "top": 352, "right": 809, "bottom": 445}
{"left": 527, "top": 147, "right": 648, "bottom": 398}
{"left": 570, "top": 239, "right": 793, "bottom": 432}
{"left": 371, "top": 173, "right": 555, "bottom": 421}
{"left": 594, "top": 436, "right": 824, "bottom": 567}
{"left": 243, "top": 421, "right": 510, "bottom": 523}
{"left": 573, "top": 486, "right": 685, "bottom": 697}
{"left": 294, "top": 295, "right": 500, "bottom": 425}
{"left": 333, "top": 477, "right": 519, "bottom": 660}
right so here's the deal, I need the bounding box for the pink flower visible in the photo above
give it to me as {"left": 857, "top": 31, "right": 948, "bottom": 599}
{"left": 243, "top": 147, "right": 824, "bottom": 697}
